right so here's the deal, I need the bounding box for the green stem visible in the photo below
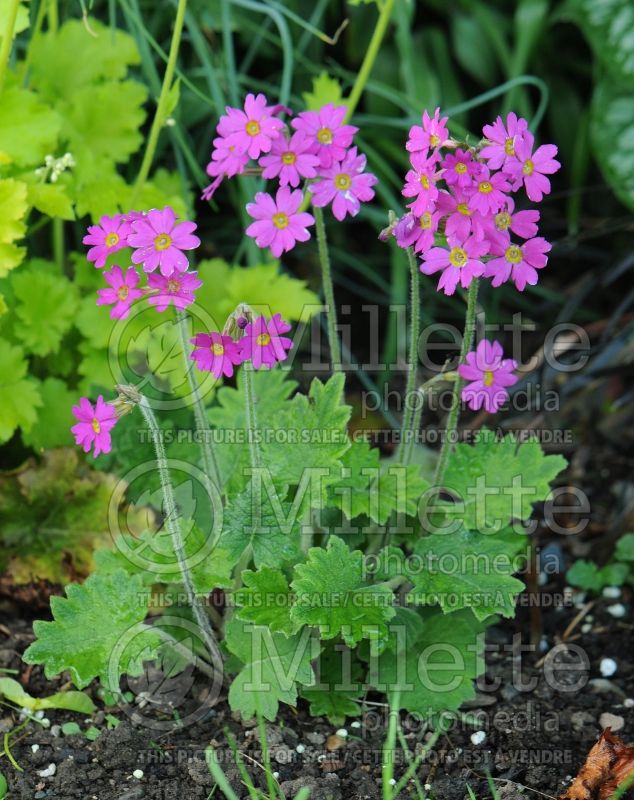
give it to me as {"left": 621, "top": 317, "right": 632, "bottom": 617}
{"left": 137, "top": 395, "right": 223, "bottom": 668}
{"left": 52, "top": 218, "right": 64, "bottom": 272}
{"left": 381, "top": 689, "right": 401, "bottom": 800}
{"left": 401, "top": 371, "right": 457, "bottom": 468}
{"left": 433, "top": 279, "right": 479, "bottom": 489}
{"left": 396, "top": 248, "right": 420, "bottom": 464}
{"left": 0, "top": 0, "right": 20, "bottom": 93}
{"left": 243, "top": 364, "right": 261, "bottom": 471}
{"left": 344, "top": 0, "right": 396, "bottom": 122}
{"left": 47, "top": 0, "right": 58, "bottom": 32}
{"left": 131, "top": 0, "right": 188, "bottom": 205}
{"left": 314, "top": 205, "right": 341, "bottom": 372}
{"left": 175, "top": 311, "right": 222, "bottom": 499}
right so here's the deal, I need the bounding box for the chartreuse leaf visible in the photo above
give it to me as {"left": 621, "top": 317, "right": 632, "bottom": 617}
{"left": 0, "top": 86, "right": 60, "bottom": 168}
{"left": 290, "top": 536, "right": 395, "bottom": 649}
{"left": 0, "top": 178, "right": 27, "bottom": 276}
{"left": 369, "top": 611, "right": 486, "bottom": 716}
{"left": 27, "top": 183, "right": 75, "bottom": 220}
{"left": 302, "top": 71, "right": 345, "bottom": 110}
{"left": 300, "top": 641, "right": 365, "bottom": 724}
{"left": 12, "top": 261, "right": 78, "bottom": 356}
{"left": 406, "top": 528, "right": 528, "bottom": 621}
{"left": 0, "top": 677, "right": 95, "bottom": 714}
{"left": 21, "top": 377, "right": 75, "bottom": 450}
{"left": 0, "top": 341, "right": 41, "bottom": 443}
{"left": 225, "top": 617, "right": 316, "bottom": 721}
{"left": 23, "top": 570, "right": 161, "bottom": 690}
{"left": 441, "top": 431, "right": 566, "bottom": 532}
{"left": 234, "top": 567, "right": 299, "bottom": 636}
{"left": 590, "top": 80, "right": 634, "bottom": 212}
{"left": 0, "top": 0, "right": 30, "bottom": 42}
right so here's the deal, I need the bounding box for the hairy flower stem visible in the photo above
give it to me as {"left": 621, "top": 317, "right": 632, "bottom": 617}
{"left": 381, "top": 688, "right": 401, "bottom": 800}
{"left": 401, "top": 371, "right": 457, "bottom": 468}
{"left": 432, "top": 279, "right": 479, "bottom": 488}
{"left": 137, "top": 395, "right": 223, "bottom": 668}
{"left": 314, "top": 205, "right": 342, "bottom": 372}
{"left": 243, "top": 364, "right": 261, "bottom": 471}
{"left": 0, "top": 0, "right": 21, "bottom": 92}
{"left": 175, "top": 311, "right": 222, "bottom": 498}
{"left": 396, "top": 248, "right": 420, "bottom": 465}
{"left": 131, "top": 0, "right": 187, "bottom": 205}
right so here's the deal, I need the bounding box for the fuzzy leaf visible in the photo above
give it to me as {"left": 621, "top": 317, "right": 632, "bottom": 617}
{"left": 300, "top": 642, "right": 365, "bottom": 724}
{"left": 0, "top": 341, "right": 41, "bottom": 442}
{"left": 21, "top": 377, "right": 75, "bottom": 450}
{"left": 0, "top": 87, "right": 60, "bottom": 168}
{"left": 0, "top": 0, "right": 30, "bottom": 42}
{"left": 27, "top": 183, "right": 75, "bottom": 220}
{"left": 0, "top": 678, "right": 95, "bottom": 713}
{"left": 234, "top": 567, "right": 298, "bottom": 636}
{"left": 302, "top": 71, "right": 345, "bottom": 110}
{"left": 0, "top": 178, "right": 27, "bottom": 277}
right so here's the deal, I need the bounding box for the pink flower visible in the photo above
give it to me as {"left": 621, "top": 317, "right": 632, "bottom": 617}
{"left": 128, "top": 207, "right": 201, "bottom": 277}
{"left": 401, "top": 156, "right": 440, "bottom": 215}
{"left": 480, "top": 113, "right": 529, "bottom": 170}
{"left": 506, "top": 132, "right": 560, "bottom": 202}
{"left": 309, "top": 147, "right": 377, "bottom": 221}
{"left": 246, "top": 187, "right": 315, "bottom": 257}
{"left": 484, "top": 236, "right": 551, "bottom": 291}
{"left": 468, "top": 167, "right": 511, "bottom": 215}
{"left": 490, "top": 199, "right": 540, "bottom": 241}
{"left": 420, "top": 234, "right": 489, "bottom": 296}
{"left": 442, "top": 149, "right": 478, "bottom": 189}
{"left": 190, "top": 332, "right": 244, "bottom": 379}
{"left": 394, "top": 210, "right": 440, "bottom": 254}
{"left": 459, "top": 339, "right": 519, "bottom": 413}
{"left": 207, "top": 135, "right": 250, "bottom": 178}
{"left": 259, "top": 131, "right": 320, "bottom": 187}
{"left": 239, "top": 314, "right": 293, "bottom": 369}
{"left": 96, "top": 265, "right": 144, "bottom": 319}
{"left": 147, "top": 271, "right": 203, "bottom": 313}
{"left": 406, "top": 108, "right": 449, "bottom": 154}
{"left": 71, "top": 395, "right": 118, "bottom": 457}
{"left": 83, "top": 214, "right": 131, "bottom": 268}
{"left": 291, "top": 104, "right": 358, "bottom": 168}
{"left": 219, "top": 93, "right": 284, "bottom": 159}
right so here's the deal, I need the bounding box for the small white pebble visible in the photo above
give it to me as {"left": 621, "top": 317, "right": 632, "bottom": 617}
{"left": 603, "top": 586, "right": 621, "bottom": 599}
{"left": 538, "top": 572, "right": 548, "bottom": 586}
{"left": 38, "top": 763, "right": 56, "bottom": 778}
{"left": 296, "top": 744, "right": 305, "bottom": 754}
{"left": 624, "top": 698, "right": 634, "bottom": 708}
{"left": 132, "top": 769, "right": 144, "bottom": 780}
{"left": 31, "top": 744, "right": 40, "bottom": 753}
{"left": 34, "top": 710, "right": 45, "bottom": 720}
{"left": 350, "top": 721, "right": 361, "bottom": 729}
{"left": 40, "top": 718, "right": 51, "bottom": 729}
{"left": 586, "top": 614, "right": 594, "bottom": 622}
{"left": 581, "top": 623, "right": 592, "bottom": 634}
{"left": 272, "top": 771, "right": 279, "bottom": 779}
{"left": 424, "top": 785, "right": 432, "bottom": 791}
{"left": 389, "top": 778, "right": 396, "bottom": 786}
{"left": 50, "top": 725, "right": 61, "bottom": 738}
{"left": 335, "top": 728, "right": 348, "bottom": 738}
{"left": 607, "top": 603, "right": 626, "bottom": 619}
{"left": 317, "top": 754, "right": 326, "bottom": 762}
{"left": 600, "top": 657, "right": 618, "bottom": 677}
{"left": 470, "top": 730, "right": 486, "bottom": 746}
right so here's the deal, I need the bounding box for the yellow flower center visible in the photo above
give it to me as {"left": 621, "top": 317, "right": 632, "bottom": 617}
{"left": 211, "top": 343, "right": 225, "bottom": 356}
{"left": 420, "top": 212, "right": 432, "bottom": 229}
{"left": 457, "top": 203, "right": 471, "bottom": 216}
{"left": 246, "top": 120, "right": 261, "bottom": 136}
{"left": 505, "top": 245, "right": 523, "bottom": 264}
{"left": 281, "top": 151, "right": 296, "bottom": 165}
{"left": 167, "top": 279, "right": 180, "bottom": 293}
{"left": 478, "top": 181, "right": 493, "bottom": 194}
{"left": 117, "top": 286, "right": 129, "bottom": 301}
{"left": 105, "top": 232, "right": 119, "bottom": 247}
{"left": 256, "top": 333, "right": 271, "bottom": 346}
{"left": 317, "top": 127, "right": 333, "bottom": 144}
{"left": 420, "top": 174, "right": 431, "bottom": 189}
{"left": 335, "top": 173, "right": 351, "bottom": 191}
{"left": 91, "top": 418, "right": 101, "bottom": 434}
{"left": 449, "top": 247, "right": 467, "bottom": 268}
{"left": 155, "top": 233, "right": 172, "bottom": 251}
{"left": 495, "top": 211, "right": 511, "bottom": 230}
{"left": 430, "top": 133, "right": 440, "bottom": 147}
{"left": 483, "top": 370, "right": 494, "bottom": 387}
{"left": 272, "top": 212, "right": 289, "bottom": 229}
{"left": 523, "top": 159, "right": 534, "bottom": 176}
{"left": 504, "top": 137, "right": 515, "bottom": 156}
{"left": 454, "top": 162, "right": 467, "bottom": 174}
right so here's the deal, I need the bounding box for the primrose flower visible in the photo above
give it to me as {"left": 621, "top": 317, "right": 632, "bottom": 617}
{"left": 246, "top": 187, "right": 315, "bottom": 257}
{"left": 96, "top": 265, "right": 143, "bottom": 320}
{"left": 480, "top": 112, "right": 529, "bottom": 170}
{"left": 71, "top": 396, "right": 118, "bottom": 457}
{"left": 459, "top": 339, "right": 519, "bottom": 413}
{"left": 190, "top": 332, "right": 244, "bottom": 379}
{"left": 147, "top": 271, "right": 203, "bottom": 313}
{"left": 309, "top": 147, "right": 377, "bottom": 221}
{"left": 401, "top": 157, "right": 440, "bottom": 215}
{"left": 395, "top": 210, "right": 440, "bottom": 254}
{"left": 259, "top": 131, "right": 320, "bottom": 187}
{"left": 491, "top": 200, "right": 540, "bottom": 241}
{"left": 442, "top": 149, "right": 478, "bottom": 189}
{"left": 468, "top": 167, "right": 511, "bottom": 215}
{"left": 128, "top": 207, "right": 200, "bottom": 277}
{"left": 219, "top": 93, "right": 284, "bottom": 159}
{"left": 406, "top": 107, "right": 449, "bottom": 154}
{"left": 484, "top": 236, "right": 551, "bottom": 291}
{"left": 83, "top": 214, "right": 131, "bottom": 268}
{"left": 420, "top": 234, "right": 489, "bottom": 296}
{"left": 506, "top": 131, "right": 561, "bottom": 202}
{"left": 291, "top": 104, "right": 358, "bottom": 168}
{"left": 239, "top": 313, "right": 293, "bottom": 369}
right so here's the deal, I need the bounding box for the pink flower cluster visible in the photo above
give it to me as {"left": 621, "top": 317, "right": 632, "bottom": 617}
{"left": 459, "top": 339, "right": 519, "bottom": 413}
{"left": 191, "top": 313, "right": 293, "bottom": 379}
{"left": 390, "top": 110, "right": 560, "bottom": 294}
{"left": 83, "top": 207, "right": 202, "bottom": 320}
{"left": 203, "top": 94, "right": 377, "bottom": 257}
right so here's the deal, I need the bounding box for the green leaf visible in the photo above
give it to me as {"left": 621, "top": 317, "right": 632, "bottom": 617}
{"left": 12, "top": 261, "right": 79, "bottom": 356}
{"left": 0, "top": 677, "right": 96, "bottom": 713}
{"left": 567, "top": 559, "right": 629, "bottom": 591}
{"left": 0, "top": 0, "right": 30, "bottom": 42}
{"left": 0, "top": 341, "right": 42, "bottom": 442}
{"left": 23, "top": 570, "right": 161, "bottom": 689}
{"left": 568, "top": 0, "right": 634, "bottom": 86}
{"left": 0, "top": 86, "right": 60, "bottom": 168}
{"left": 27, "top": 183, "right": 75, "bottom": 220}
{"left": 597, "top": 562, "right": 630, "bottom": 587}
{"left": 0, "top": 178, "right": 27, "bottom": 276}
{"left": 302, "top": 71, "right": 344, "bottom": 110}
{"left": 225, "top": 617, "right": 315, "bottom": 721}
{"left": 615, "top": 533, "right": 634, "bottom": 562}
{"left": 21, "top": 377, "right": 75, "bottom": 450}
{"left": 290, "top": 536, "right": 395, "bottom": 649}
{"left": 591, "top": 80, "right": 634, "bottom": 211}
{"left": 300, "top": 642, "right": 365, "bottom": 724}
{"left": 441, "top": 431, "right": 567, "bottom": 532}
{"left": 235, "top": 567, "right": 299, "bottom": 636}
{"left": 407, "top": 528, "right": 528, "bottom": 620}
